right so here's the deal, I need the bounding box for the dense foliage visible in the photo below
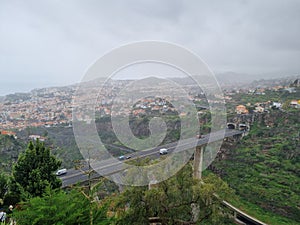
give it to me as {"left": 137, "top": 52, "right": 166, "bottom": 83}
{"left": 112, "top": 163, "right": 235, "bottom": 225}
{"left": 0, "top": 134, "right": 24, "bottom": 173}
{"left": 6, "top": 163, "right": 237, "bottom": 225}
{"left": 1, "top": 82, "right": 299, "bottom": 224}
{"left": 13, "top": 188, "right": 112, "bottom": 225}
{"left": 213, "top": 110, "right": 300, "bottom": 222}
{"left": 0, "top": 173, "right": 8, "bottom": 204}
{"left": 13, "top": 140, "right": 62, "bottom": 198}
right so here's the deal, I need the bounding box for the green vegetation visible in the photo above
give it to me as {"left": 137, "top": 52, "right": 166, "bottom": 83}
{"left": 212, "top": 110, "right": 300, "bottom": 223}
{"left": 0, "top": 131, "right": 240, "bottom": 224}
{"left": 101, "top": 114, "right": 183, "bottom": 145}
{"left": 230, "top": 88, "right": 300, "bottom": 106}
{"left": 13, "top": 140, "right": 62, "bottom": 199}
{"left": 0, "top": 173, "right": 8, "bottom": 204}
{"left": 225, "top": 87, "right": 300, "bottom": 116}
{"left": 109, "top": 163, "right": 235, "bottom": 225}
{"left": 1, "top": 81, "right": 299, "bottom": 224}
{"left": 2, "top": 162, "right": 238, "bottom": 225}
{"left": 13, "top": 188, "right": 113, "bottom": 225}
{"left": 18, "top": 126, "right": 83, "bottom": 169}
{"left": 0, "top": 134, "right": 25, "bottom": 173}
{"left": 229, "top": 196, "right": 299, "bottom": 225}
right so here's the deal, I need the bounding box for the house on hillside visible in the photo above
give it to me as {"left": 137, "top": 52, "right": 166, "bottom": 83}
{"left": 290, "top": 100, "right": 300, "bottom": 108}
{"left": 254, "top": 106, "right": 265, "bottom": 113}
{"left": 235, "top": 105, "right": 249, "bottom": 114}
{"left": 285, "top": 87, "right": 296, "bottom": 93}
{"left": 29, "top": 134, "right": 47, "bottom": 142}
{"left": 0, "top": 130, "right": 17, "bottom": 139}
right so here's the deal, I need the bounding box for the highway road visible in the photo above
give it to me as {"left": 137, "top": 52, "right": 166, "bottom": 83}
{"left": 60, "top": 128, "right": 243, "bottom": 187}
{"left": 59, "top": 128, "right": 268, "bottom": 225}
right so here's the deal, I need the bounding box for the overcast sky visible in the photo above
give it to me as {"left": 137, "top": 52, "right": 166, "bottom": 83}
{"left": 0, "top": 0, "right": 300, "bottom": 95}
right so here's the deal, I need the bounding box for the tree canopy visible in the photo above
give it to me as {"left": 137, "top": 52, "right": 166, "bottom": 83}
{"left": 111, "top": 163, "right": 235, "bottom": 225}
{"left": 13, "top": 140, "right": 62, "bottom": 198}
{"left": 0, "top": 173, "right": 8, "bottom": 205}
{"left": 13, "top": 188, "right": 113, "bottom": 225}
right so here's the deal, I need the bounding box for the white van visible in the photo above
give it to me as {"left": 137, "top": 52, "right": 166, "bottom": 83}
{"left": 159, "top": 148, "right": 168, "bottom": 155}
{"left": 56, "top": 168, "right": 67, "bottom": 176}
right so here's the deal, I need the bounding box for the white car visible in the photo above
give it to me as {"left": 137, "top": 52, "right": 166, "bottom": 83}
{"left": 56, "top": 168, "right": 67, "bottom": 176}
{"left": 159, "top": 148, "right": 168, "bottom": 155}
{"left": 118, "top": 155, "right": 132, "bottom": 160}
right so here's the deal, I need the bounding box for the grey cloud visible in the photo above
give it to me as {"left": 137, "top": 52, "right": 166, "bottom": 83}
{"left": 0, "top": 0, "right": 299, "bottom": 95}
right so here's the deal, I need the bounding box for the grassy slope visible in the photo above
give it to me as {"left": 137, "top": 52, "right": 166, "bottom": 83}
{"left": 212, "top": 109, "right": 299, "bottom": 224}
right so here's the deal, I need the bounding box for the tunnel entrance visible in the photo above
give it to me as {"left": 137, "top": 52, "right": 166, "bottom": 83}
{"left": 227, "top": 123, "right": 236, "bottom": 129}
{"left": 239, "top": 124, "right": 248, "bottom": 131}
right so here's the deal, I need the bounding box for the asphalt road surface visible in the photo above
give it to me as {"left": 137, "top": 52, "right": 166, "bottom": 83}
{"left": 60, "top": 129, "right": 243, "bottom": 187}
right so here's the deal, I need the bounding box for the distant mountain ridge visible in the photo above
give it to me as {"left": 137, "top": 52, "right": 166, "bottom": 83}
{"left": 1, "top": 73, "right": 299, "bottom": 101}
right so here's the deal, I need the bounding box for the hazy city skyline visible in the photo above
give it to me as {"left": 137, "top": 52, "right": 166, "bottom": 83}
{"left": 1, "top": 0, "right": 300, "bottom": 95}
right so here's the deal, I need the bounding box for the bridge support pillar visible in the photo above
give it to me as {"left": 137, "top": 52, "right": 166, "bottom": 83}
{"left": 193, "top": 145, "right": 204, "bottom": 179}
